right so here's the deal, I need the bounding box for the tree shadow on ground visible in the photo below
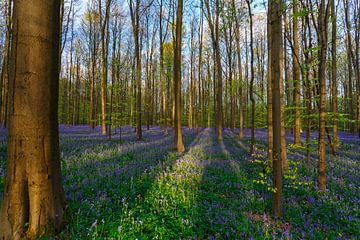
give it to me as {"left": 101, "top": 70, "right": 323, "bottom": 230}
{"left": 58, "top": 127, "right": 202, "bottom": 239}
{"left": 190, "top": 129, "right": 268, "bottom": 239}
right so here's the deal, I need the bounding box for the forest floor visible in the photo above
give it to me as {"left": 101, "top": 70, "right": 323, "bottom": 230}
{"left": 0, "top": 126, "right": 359, "bottom": 239}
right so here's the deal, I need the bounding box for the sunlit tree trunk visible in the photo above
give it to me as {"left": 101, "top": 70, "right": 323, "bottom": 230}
{"left": 99, "top": 0, "right": 111, "bottom": 135}
{"left": 0, "top": 0, "right": 65, "bottom": 238}
{"left": 293, "top": 0, "right": 302, "bottom": 145}
{"left": 174, "top": 0, "right": 185, "bottom": 152}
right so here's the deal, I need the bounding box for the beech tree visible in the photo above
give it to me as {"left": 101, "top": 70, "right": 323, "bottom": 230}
{"left": 317, "top": 0, "right": 330, "bottom": 191}
{"left": 0, "top": 0, "right": 65, "bottom": 238}
{"left": 293, "top": 0, "right": 301, "bottom": 145}
{"left": 269, "top": 0, "right": 283, "bottom": 217}
{"left": 173, "top": 0, "right": 185, "bottom": 152}
{"left": 99, "top": 0, "right": 112, "bottom": 134}
{"left": 246, "top": 0, "right": 256, "bottom": 154}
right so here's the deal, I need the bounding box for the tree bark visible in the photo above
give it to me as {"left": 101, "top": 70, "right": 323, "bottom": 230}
{"left": 174, "top": 0, "right": 185, "bottom": 153}
{"left": 293, "top": 0, "right": 302, "bottom": 145}
{"left": 318, "top": 0, "right": 330, "bottom": 191}
{"left": 247, "top": 0, "right": 256, "bottom": 154}
{"left": 331, "top": 0, "right": 338, "bottom": 151}
{"left": 269, "top": 0, "right": 283, "bottom": 218}
{"left": 0, "top": 0, "right": 65, "bottom": 238}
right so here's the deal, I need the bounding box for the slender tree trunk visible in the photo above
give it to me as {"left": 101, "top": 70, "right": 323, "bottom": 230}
{"left": 0, "top": 1, "right": 65, "bottom": 238}
{"left": 99, "top": 0, "right": 111, "bottom": 135}
{"left": 269, "top": 0, "right": 283, "bottom": 218}
{"left": 247, "top": 0, "right": 256, "bottom": 154}
{"left": 293, "top": 0, "right": 302, "bottom": 145}
{"left": 331, "top": 0, "right": 338, "bottom": 151}
{"left": 318, "top": 0, "right": 330, "bottom": 191}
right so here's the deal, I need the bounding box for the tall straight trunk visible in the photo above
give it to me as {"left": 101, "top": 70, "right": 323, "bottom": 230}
{"left": 215, "top": 0, "right": 223, "bottom": 140}
{"left": 174, "top": 0, "right": 185, "bottom": 152}
{"left": 269, "top": 0, "right": 283, "bottom": 218}
{"left": 99, "top": 0, "right": 111, "bottom": 135}
{"left": 247, "top": 0, "right": 256, "bottom": 154}
{"left": 318, "top": 0, "right": 330, "bottom": 191}
{"left": 331, "top": 0, "right": 338, "bottom": 150}
{"left": 293, "top": 0, "right": 302, "bottom": 145}
{"left": 0, "top": 0, "right": 65, "bottom": 238}
{"left": 198, "top": 2, "right": 204, "bottom": 128}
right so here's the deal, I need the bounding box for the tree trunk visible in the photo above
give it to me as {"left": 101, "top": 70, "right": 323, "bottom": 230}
{"left": 293, "top": 0, "right": 302, "bottom": 145}
{"left": 269, "top": 0, "right": 283, "bottom": 218}
{"left": 331, "top": 0, "right": 338, "bottom": 151}
{"left": 318, "top": 0, "right": 330, "bottom": 191}
{"left": 247, "top": 0, "right": 256, "bottom": 154}
{"left": 0, "top": 0, "right": 65, "bottom": 238}
{"left": 174, "top": 0, "right": 185, "bottom": 153}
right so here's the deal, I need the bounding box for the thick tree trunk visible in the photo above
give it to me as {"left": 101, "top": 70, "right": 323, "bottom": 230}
{"left": 0, "top": 0, "right": 65, "bottom": 238}
{"left": 174, "top": 0, "right": 185, "bottom": 153}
